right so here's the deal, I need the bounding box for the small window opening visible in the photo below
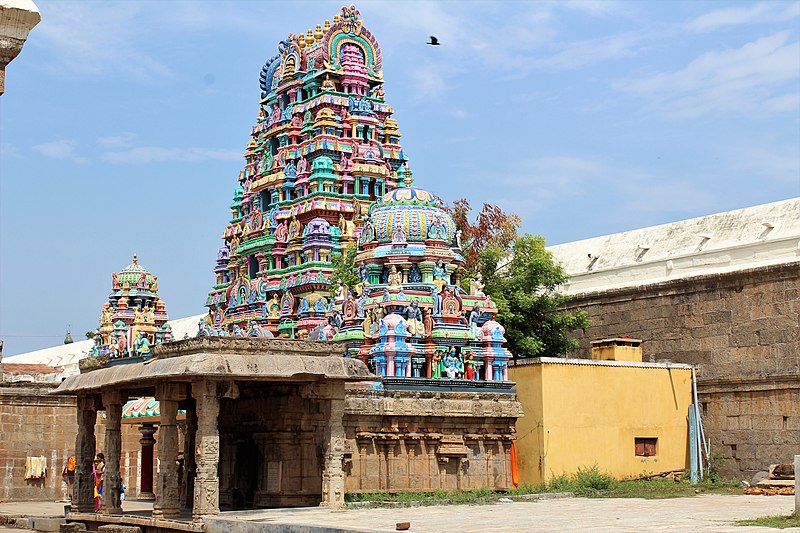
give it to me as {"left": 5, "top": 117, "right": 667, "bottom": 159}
{"left": 634, "top": 437, "right": 657, "bottom": 457}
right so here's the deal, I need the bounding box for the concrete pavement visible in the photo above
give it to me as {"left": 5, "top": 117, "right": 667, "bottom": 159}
{"left": 0, "top": 495, "right": 795, "bottom": 532}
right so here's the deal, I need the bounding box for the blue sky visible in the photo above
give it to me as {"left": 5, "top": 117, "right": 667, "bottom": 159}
{"left": 1, "top": 0, "right": 798, "bottom": 355}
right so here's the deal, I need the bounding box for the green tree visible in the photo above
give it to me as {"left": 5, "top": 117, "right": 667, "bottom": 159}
{"left": 447, "top": 198, "right": 589, "bottom": 358}
{"left": 485, "top": 234, "right": 590, "bottom": 358}
{"left": 328, "top": 242, "right": 359, "bottom": 295}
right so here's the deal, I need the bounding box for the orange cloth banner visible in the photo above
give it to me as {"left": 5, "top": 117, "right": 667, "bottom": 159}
{"left": 510, "top": 441, "right": 520, "bottom": 488}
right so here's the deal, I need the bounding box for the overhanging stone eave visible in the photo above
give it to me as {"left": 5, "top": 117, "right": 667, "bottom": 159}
{"left": 51, "top": 351, "right": 374, "bottom": 395}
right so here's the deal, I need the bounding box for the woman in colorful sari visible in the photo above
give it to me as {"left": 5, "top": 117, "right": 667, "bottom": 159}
{"left": 93, "top": 453, "right": 105, "bottom": 512}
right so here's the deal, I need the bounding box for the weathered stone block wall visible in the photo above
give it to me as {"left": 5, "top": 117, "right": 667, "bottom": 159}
{"left": 562, "top": 262, "right": 799, "bottom": 478}
{"left": 217, "top": 383, "right": 329, "bottom": 509}
{"left": 215, "top": 383, "right": 522, "bottom": 502}
{"left": 0, "top": 383, "right": 171, "bottom": 502}
{"left": 343, "top": 388, "right": 522, "bottom": 493}
{"left": 699, "top": 378, "right": 799, "bottom": 479}
{"left": 0, "top": 384, "right": 78, "bottom": 501}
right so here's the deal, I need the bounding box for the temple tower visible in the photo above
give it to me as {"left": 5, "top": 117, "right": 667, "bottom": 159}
{"left": 207, "top": 4, "right": 407, "bottom": 337}
{"left": 94, "top": 255, "right": 170, "bottom": 357}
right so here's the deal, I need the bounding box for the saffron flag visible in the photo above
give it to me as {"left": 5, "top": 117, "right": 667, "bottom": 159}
{"left": 510, "top": 441, "right": 520, "bottom": 488}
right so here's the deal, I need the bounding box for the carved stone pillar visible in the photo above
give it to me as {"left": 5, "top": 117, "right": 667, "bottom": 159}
{"left": 192, "top": 381, "right": 220, "bottom": 520}
{"left": 419, "top": 261, "right": 435, "bottom": 283}
{"left": 153, "top": 383, "right": 181, "bottom": 519}
{"left": 101, "top": 390, "right": 124, "bottom": 514}
{"left": 138, "top": 424, "right": 156, "bottom": 499}
{"left": 73, "top": 395, "right": 99, "bottom": 513}
{"left": 181, "top": 407, "right": 197, "bottom": 510}
{"left": 320, "top": 381, "right": 346, "bottom": 508}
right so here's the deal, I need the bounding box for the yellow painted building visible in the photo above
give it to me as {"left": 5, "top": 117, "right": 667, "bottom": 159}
{"left": 509, "top": 348, "right": 693, "bottom": 484}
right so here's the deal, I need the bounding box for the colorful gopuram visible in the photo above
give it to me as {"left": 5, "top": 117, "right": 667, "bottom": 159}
{"left": 206, "top": 4, "right": 406, "bottom": 338}
{"left": 204, "top": 4, "right": 512, "bottom": 383}
{"left": 93, "top": 255, "right": 171, "bottom": 358}
{"left": 331, "top": 167, "right": 512, "bottom": 382}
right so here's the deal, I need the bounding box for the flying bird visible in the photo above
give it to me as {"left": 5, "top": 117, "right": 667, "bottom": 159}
{"left": 427, "top": 36, "right": 440, "bottom": 46}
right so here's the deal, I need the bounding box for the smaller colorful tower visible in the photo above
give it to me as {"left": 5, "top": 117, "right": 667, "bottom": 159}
{"left": 329, "top": 166, "right": 512, "bottom": 381}
{"left": 93, "top": 255, "right": 170, "bottom": 358}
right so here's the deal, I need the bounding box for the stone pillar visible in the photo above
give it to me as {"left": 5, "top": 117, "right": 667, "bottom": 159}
{"left": 138, "top": 424, "right": 156, "bottom": 499}
{"left": 795, "top": 455, "right": 799, "bottom": 516}
{"left": 101, "top": 390, "right": 124, "bottom": 514}
{"left": 192, "top": 381, "right": 220, "bottom": 520}
{"left": 419, "top": 261, "right": 434, "bottom": 283}
{"left": 320, "top": 381, "right": 346, "bottom": 508}
{"left": 181, "top": 407, "right": 197, "bottom": 510}
{"left": 0, "top": 1, "right": 41, "bottom": 96}
{"left": 484, "top": 355, "right": 493, "bottom": 381}
{"left": 153, "top": 383, "right": 181, "bottom": 519}
{"left": 72, "top": 395, "right": 99, "bottom": 513}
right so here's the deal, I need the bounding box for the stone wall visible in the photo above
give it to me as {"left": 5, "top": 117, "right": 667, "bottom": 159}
{"left": 214, "top": 382, "right": 522, "bottom": 504}
{"left": 0, "top": 382, "right": 171, "bottom": 502}
{"left": 562, "top": 262, "right": 800, "bottom": 478}
{"left": 0, "top": 383, "right": 77, "bottom": 501}
{"left": 217, "top": 383, "right": 330, "bottom": 509}
{"left": 344, "top": 387, "right": 522, "bottom": 493}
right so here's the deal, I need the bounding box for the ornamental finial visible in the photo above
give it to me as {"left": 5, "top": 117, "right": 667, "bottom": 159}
{"left": 133, "top": 254, "right": 138, "bottom": 265}
{"left": 403, "top": 164, "right": 413, "bottom": 187}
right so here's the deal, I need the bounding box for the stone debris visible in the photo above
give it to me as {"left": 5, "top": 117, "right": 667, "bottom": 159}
{"left": 744, "top": 463, "right": 796, "bottom": 495}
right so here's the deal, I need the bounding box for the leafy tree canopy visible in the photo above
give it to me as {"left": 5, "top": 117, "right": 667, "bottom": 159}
{"left": 447, "top": 198, "right": 589, "bottom": 358}
{"left": 487, "top": 234, "right": 589, "bottom": 358}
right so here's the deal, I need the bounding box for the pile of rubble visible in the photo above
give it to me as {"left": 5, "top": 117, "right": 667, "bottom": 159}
{"left": 744, "top": 463, "right": 795, "bottom": 496}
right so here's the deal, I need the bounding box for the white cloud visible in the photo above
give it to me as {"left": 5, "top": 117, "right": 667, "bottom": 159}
{"left": 726, "top": 143, "right": 800, "bottom": 183}
{"left": 0, "top": 143, "right": 21, "bottom": 158}
{"left": 407, "top": 62, "right": 448, "bottom": 101}
{"left": 96, "top": 133, "right": 137, "bottom": 148}
{"left": 32, "top": 139, "right": 89, "bottom": 164}
{"left": 484, "top": 155, "right": 717, "bottom": 223}
{"left": 532, "top": 32, "right": 642, "bottom": 70}
{"left": 685, "top": 1, "right": 800, "bottom": 32}
{"left": 446, "top": 136, "right": 476, "bottom": 144}
{"left": 615, "top": 32, "right": 800, "bottom": 118}
{"left": 369, "top": 1, "right": 636, "bottom": 98}
{"left": 102, "top": 147, "right": 241, "bottom": 164}
{"left": 552, "top": 0, "right": 632, "bottom": 17}
{"left": 33, "top": 2, "right": 174, "bottom": 83}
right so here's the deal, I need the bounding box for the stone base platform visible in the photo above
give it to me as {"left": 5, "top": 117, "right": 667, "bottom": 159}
{"left": 66, "top": 511, "right": 203, "bottom": 533}
{"left": 343, "top": 385, "right": 523, "bottom": 494}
